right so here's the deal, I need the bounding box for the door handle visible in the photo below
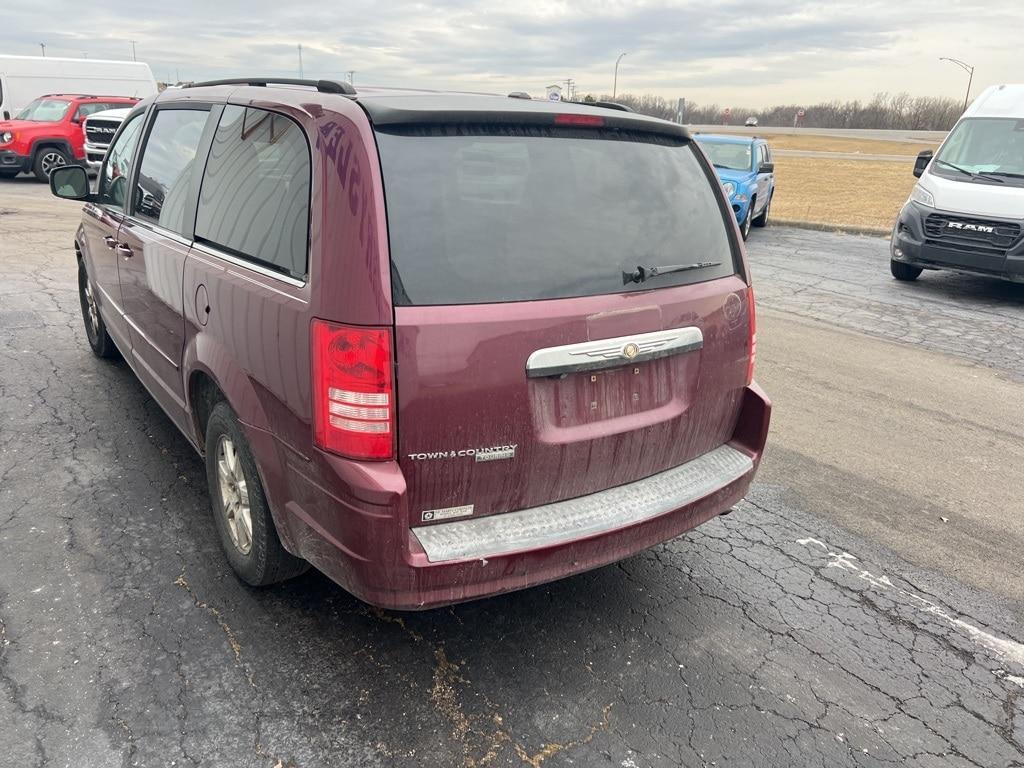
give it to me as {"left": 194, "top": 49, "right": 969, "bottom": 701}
{"left": 115, "top": 243, "right": 134, "bottom": 259}
{"left": 104, "top": 235, "right": 117, "bottom": 249}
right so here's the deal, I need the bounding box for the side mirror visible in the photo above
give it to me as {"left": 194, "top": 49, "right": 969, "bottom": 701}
{"left": 2, "top": 110, "right": 9, "bottom": 120}
{"left": 759, "top": 162, "right": 775, "bottom": 174}
{"left": 913, "top": 150, "right": 933, "bottom": 178}
{"left": 49, "top": 165, "right": 92, "bottom": 201}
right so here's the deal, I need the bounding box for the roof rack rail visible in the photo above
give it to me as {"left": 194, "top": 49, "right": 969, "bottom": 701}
{"left": 507, "top": 91, "right": 532, "bottom": 100}
{"left": 187, "top": 78, "right": 356, "bottom": 96}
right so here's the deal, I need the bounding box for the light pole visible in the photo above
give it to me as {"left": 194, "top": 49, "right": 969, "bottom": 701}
{"left": 129, "top": 39, "right": 138, "bottom": 62}
{"left": 39, "top": 43, "right": 46, "bottom": 57}
{"left": 939, "top": 57, "right": 974, "bottom": 112}
{"left": 613, "top": 52, "right": 627, "bottom": 99}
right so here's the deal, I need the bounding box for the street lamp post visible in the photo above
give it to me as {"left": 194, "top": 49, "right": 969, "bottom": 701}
{"left": 613, "top": 52, "right": 627, "bottom": 99}
{"left": 939, "top": 57, "right": 975, "bottom": 112}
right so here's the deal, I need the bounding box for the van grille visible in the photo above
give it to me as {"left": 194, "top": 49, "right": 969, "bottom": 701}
{"left": 923, "top": 213, "right": 1022, "bottom": 256}
{"left": 84, "top": 118, "right": 121, "bottom": 147}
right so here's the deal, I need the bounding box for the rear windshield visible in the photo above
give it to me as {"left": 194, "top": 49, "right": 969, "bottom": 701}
{"left": 376, "top": 126, "right": 738, "bottom": 306}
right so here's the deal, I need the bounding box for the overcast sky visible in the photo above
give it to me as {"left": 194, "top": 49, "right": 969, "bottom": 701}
{"left": 5, "top": 1, "right": 1020, "bottom": 107}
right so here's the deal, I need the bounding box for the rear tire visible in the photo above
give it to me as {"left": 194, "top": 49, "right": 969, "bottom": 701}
{"left": 32, "top": 146, "right": 69, "bottom": 182}
{"left": 740, "top": 206, "right": 753, "bottom": 240}
{"left": 205, "top": 401, "right": 309, "bottom": 586}
{"left": 78, "top": 260, "right": 119, "bottom": 359}
{"left": 753, "top": 193, "right": 771, "bottom": 227}
{"left": 890, "top": 260, "right": 923, "bottom": 282}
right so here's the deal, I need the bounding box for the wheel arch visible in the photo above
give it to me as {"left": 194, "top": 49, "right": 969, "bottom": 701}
{"left": 28, "top": 137, "right": 74, "bottom": 160}
{"left": 184, "top": 350, "right": 299, "bottom": 554}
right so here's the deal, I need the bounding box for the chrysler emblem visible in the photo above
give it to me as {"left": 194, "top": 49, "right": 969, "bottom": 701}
{"left": 622, "top": 342, "right": 640, "bottom": 359}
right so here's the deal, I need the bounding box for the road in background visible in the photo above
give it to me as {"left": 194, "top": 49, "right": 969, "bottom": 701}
{"left": 2, "top": 181, "right": 1023, "bottom": 767}
{"left": 690, "top": 125, "right": 949, "bottom": 143}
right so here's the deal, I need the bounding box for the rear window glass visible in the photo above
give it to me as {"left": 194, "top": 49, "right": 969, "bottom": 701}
{"left": 376, "top": 126, "right": 737, "bottom": 306}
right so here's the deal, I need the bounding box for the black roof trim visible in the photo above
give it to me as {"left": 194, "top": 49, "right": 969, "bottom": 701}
{"left": 576, "top": 100, "right": 634, "bottom": 113}
{"left": 360, "top": 96, "right": 689, "bottom": 140}
{"left": 186, "top": 78, "right": 356, "bottom": 96}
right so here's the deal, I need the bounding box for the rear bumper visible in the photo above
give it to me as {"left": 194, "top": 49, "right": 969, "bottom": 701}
{"left": 0, "top": 150, "right": 31, "bottom": 174}
{"left": 269, "top": 383, "right": 771, "bottom": 610}
{"left": 891, "top": 201, "right": 1024, "bottom": 282}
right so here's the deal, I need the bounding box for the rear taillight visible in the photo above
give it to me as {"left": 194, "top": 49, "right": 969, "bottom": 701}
{"left": 554, "top": 113, "right": 605, "bottom": 127}
{"left": 311, "top": 320, "right": 395, "bottom": 460}
{"left": 746, "top": 286, "right": 757, "bottom": 385}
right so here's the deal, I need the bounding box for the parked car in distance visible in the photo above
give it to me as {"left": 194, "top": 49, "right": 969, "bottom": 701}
{"left": 0, "top": 94, "right": 139, "bottom": 180}
{"left": 694, "top": 133, "right": 776, "bottom": 240}
{"left": 50, "top": 78, "right": 770, "bottom": 609}
{"left": 0, "top": 55, "right": 156, "bottom": 119}
{"left": 83, "top": 107, "right": 132, "bottom": 170}
{"left": 744, "top": 116, "right": 758, "bottom": 127}
{"left": 890, "top": 83, "right": 1024, "bottom": 283}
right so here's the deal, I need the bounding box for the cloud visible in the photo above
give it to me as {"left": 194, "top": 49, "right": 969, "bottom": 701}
{"left": 2, "top": 1, "right": 1018, "bottom": 105}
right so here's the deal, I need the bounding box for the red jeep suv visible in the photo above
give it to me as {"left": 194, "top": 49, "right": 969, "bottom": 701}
{"left": 0, "top": 94, "right": 139, "bottom": 181}
{"left": 48, "top": 78, "right": 771, "bottom": 609}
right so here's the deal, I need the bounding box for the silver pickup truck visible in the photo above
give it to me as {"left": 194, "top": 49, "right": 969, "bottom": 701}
{"left": 83, "top": 107, "right": 131, "bottom": 170}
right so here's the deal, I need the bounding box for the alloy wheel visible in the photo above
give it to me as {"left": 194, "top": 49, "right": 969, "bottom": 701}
{"left": 40, "top": 151, "right": 66, "bottom": 178}
{"left": 216, "top": 436, "right": 253, "bottom": 555}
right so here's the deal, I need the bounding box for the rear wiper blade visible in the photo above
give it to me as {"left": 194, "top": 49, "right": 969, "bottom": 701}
{"left": 623, "top": 262, "right": 721, "bottom": 285}
{"left": 934, "top": 159, "right": 1004, "bottom": 183}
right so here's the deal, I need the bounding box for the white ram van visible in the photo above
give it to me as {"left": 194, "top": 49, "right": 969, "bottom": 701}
{"left": 0, "top": 55, "right": 157, "bottom": 119}
{"left": 891, "top": 84, "right": 1024, "bottom": 283}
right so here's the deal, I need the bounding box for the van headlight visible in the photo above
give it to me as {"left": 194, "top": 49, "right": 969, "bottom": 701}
{"left": 723, "top": 181, "right": 736, "bottom": 197}
{"left": 910, "top": 184, "right": 935, "bottom": 208}
{"left": 0, "top": 131, "right": 13, "bottom": 144}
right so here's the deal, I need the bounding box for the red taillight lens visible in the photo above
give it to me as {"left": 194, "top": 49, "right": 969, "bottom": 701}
{"left": 746, "top": 286, "right": 757, "bottom": 385}
{"left": 311, "top": 320, "right": 395, "bottom": 460}
{"left": 554, "top": 113, "right": 604, "bottom": 127}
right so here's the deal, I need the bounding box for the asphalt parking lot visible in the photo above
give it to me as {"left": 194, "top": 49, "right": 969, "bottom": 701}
{"left": 2, "top": 179, "right": 1024, "bottom": 767}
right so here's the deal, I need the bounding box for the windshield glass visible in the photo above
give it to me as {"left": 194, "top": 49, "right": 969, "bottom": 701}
{"left": 695, "top": 140, "right": 753, "bottom": 171}
{"left": 376, "top": 127, "right": 737, "bottom": 306}
{"left": 933, "top": 118, "right": 1024, "bottom": 185}
{"left": 15, "top": 98, "right": 71, "bottom": 122}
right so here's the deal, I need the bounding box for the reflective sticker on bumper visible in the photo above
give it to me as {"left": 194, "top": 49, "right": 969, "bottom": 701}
{"left": 421, "top": 504, "right": 474, "bottom": 522}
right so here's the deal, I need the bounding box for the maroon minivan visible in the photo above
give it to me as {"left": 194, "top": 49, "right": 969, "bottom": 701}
{"left": 49, "top": 78, "right": 771, "bottom": 609}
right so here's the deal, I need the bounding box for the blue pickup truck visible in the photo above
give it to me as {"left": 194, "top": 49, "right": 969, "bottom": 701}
{"left": 694, "top": 134, "right": 776, "bottom": 240}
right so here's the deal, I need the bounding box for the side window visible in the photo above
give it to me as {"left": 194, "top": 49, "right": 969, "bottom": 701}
{"left": 196, "top": 105, "right": 311, "bottom": 279}
{"left": 134, "top": 109, "right": 210, "bottom": 235}
{"left": 98, "top": 114, "right": 145, "bottom": 209}
{"left": 75, "top": 103, "right": 110, "bottom": 122}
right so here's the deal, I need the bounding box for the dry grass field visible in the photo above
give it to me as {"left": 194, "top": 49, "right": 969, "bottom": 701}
{"left": 726, "top": 131, "right": 938, "bottom": 157}
{"left": 770, "top": 156, "right": 917, "bottom": 232}
{"left": 721, "top": 132, "right": 942, "bottom": 232}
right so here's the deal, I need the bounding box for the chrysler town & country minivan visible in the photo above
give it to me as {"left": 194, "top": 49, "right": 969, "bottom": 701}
{"left": 49, "top": 78, "right": 771, "bottom": 609}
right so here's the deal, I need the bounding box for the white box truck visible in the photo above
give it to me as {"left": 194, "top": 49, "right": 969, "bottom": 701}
{"left": 0, "top": 55, "right": 157, "bottom": 119}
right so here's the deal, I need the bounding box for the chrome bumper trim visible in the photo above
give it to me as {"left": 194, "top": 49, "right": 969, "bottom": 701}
{"left": 412, "top": 444, "right": 752, "bottom": 563}
{"left": 525, "top": 326, "right": 703, "bottom": 378}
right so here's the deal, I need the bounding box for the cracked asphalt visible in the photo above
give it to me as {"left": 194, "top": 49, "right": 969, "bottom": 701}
{"left": 2, "top": 179, "right": 1023, "bottom": 767}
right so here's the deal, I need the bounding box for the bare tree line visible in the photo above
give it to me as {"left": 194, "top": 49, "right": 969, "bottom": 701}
{"left": 583, "top": 92, "right": 963, "bottom": 131}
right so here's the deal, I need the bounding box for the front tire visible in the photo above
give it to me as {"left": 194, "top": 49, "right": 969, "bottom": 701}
{"left": 205, "top": 401, "right": 308, "bottom": 586}
{"left": 78, "top": 260, "right": 118, "bottom": 359}
{"left": 740, "top": 206, "right": 753, "bottom": 240}
{"left": 32, "top": 147, "right": 69, "bottom": 182}
{"left": 890, "top": 260, "right": 923, "bottom": 281}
